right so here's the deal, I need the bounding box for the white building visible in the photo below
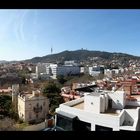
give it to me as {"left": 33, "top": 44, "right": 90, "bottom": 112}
{"left": 104, "top": 68, "right": 123, "bottom": 78}
{"left": 35, "top": 62, "right": 81, "bottom": 80}
{"left": 46, "top": 64, "right": 80, "bottom": 79}
{"left": 18, "top": 90, "right": 49, "bottom": 123}
{"left": 64, "top": 60, "right": 79, "bottom": 66}
{"left": 47, "top": 64, "right": 58, "bottom": 79}
{"left": 89, "top": 66, "right": 104, "bottom": 77}
{"left": 30, "top": 73, "right": 38, "bottom": 79}
{"left": 36, "top": 63, "right": 47, "bottom": 75}
{"left": 79, "top": 66, "right": 89, "bottom": 74}
{"left": 55, "top": 90, "right": 140, "bottom": 131}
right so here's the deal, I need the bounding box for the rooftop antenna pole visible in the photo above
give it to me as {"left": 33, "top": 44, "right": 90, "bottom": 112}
{"left": 51, "top": 45, "right": 53, "bottom": 55}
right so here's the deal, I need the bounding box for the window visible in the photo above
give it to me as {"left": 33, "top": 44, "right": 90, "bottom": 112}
{"left": 73, "top": 119, "right": 91, "bottom": 131}
{"left": 56, "top": 115, "right": 73, "bottom": 131}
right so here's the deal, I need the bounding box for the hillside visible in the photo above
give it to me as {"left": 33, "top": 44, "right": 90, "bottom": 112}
{"left": 24, "top": 50, "right": 140, "bottom": 64}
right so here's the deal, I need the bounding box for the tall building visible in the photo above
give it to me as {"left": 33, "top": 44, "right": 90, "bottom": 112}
{"left": 36, "top": 63, "right": 48, "bottom": 77}
{"left": 46, "top": 64, "right": 80, "bottom": 79}
{"left": 89, "top": 66, "right": 104, "bottom": 77}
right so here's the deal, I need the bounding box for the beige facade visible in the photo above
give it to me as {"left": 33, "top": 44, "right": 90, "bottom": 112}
{"left": 18, "top": 90, "right": 49, "bottom": 123}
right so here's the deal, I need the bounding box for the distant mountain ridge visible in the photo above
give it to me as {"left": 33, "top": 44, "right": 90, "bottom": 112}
{"left": 0, "top": 60, "right": 18, "bottom": 64}
{"left": 24, "top": 49, "right": 140, "bottom": 64}
{"left": 0, "top": 60, "right": 8, "bottom": 64}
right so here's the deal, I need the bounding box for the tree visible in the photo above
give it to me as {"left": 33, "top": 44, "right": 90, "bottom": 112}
{"left": 21, "top": 76, "right": 26, "bottom": 84}
{"left": 9, "top": 107, "right": 19, "bottom": 121}
{"left": 0, "top": 95, "right": 19, "bottom": 121}
{"left": 43, "top": 82, "right": 63, "bottom": 113}
{"left": 57, "top": 75, "right": 67, "bottom": 85}
{"left": 43, "top": 82, "right": 61, "bottom": 94}
{"left": 0, "top": 95, "right": 12, "bottom": 116}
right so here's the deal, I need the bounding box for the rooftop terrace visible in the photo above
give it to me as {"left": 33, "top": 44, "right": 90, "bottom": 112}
{"left": 71, "top": 101, "right": 120, "bottom": 116}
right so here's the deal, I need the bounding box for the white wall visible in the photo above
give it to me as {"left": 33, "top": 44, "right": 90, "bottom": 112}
{"left": 18, "top": 97, "right": 26, "bottom": 121}
{"left": 100, "top": 94, "right": 106, "bottom": 113}
{"left": 119, "top": 108, "right": 140, "bottom": 131}
{"left": 125, "top": 109, "right": 138, "bottom": 119}
{"left": 80, "top": 67, "right": 85, "bottom": 73}
{"left": 55, "top": 92, "right": 140, "bottom": 131}
{"left": 84, "top": 95, "right": 100, "bottom": 114}
{"left": 119, "top": 110, "right": 126, "bottom": 126}
{"left": 36, "top": 63, "right": 47, "bottom": 74}
{"left": 56, "top": 103, "right": 120, "bottom": 131}
{"left": 63, "top": 97, "right": 84, "bottom": 107}
{"left": 109, "top": 91, "right": 125, "bottom": 109}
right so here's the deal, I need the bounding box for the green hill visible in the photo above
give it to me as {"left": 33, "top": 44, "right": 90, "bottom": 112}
{"left": 24, "top": 49, "right": 140, "bottom": 64}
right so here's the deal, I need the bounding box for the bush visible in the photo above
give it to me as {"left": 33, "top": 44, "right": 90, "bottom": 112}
{"left": 9, "top": 110, "right": 19, "bottom": 121}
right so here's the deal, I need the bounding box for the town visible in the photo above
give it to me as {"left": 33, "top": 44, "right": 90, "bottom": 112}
{"left": 1, "top": 9, "right": 140, "bottom": 131}
{"left": 1, "top": 55, "right": 140, "bottom": 131}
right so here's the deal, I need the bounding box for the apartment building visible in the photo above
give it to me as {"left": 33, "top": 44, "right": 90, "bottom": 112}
{"left": 18, "top": 90, "right": 49, "bottom": 123}
{"left": 55, "top": 90, "right": 140, "bottom": 131}
{"left": 36, "top": 63, "right": 47, "bottom": 74}
{"left": 46, "top": 64, "right": 80, "bottom": 79}
{"left": 89, "top": 66, "right": 104, "bottom": 77}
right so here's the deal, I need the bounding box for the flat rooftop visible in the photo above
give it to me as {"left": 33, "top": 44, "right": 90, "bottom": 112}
{"left": 72, "top": 102, "right": 84, "bottom": 110}
{"left": 103, "top": 108, "right": 120, "bottom": 116}
{"left": 71, "top": 101, "right": 120, "bottom": 116}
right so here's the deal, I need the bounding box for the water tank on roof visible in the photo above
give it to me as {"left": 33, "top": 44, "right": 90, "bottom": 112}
{"left": 104, "top": 94, "right": 108, "bottom": 110}
{"left": 100, "top": 94, "right": 105, "bottom": 113}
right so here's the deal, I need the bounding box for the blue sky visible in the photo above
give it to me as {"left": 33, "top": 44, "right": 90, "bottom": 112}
{"left": 0, "top": 9, "right": 140, "bottom": 61}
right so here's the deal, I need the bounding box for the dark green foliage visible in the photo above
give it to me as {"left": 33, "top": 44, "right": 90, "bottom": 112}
{"left": 9, "top": 108, "right": 19, "bottom": 121}
{"left": 43, "top": 82, "right": 61, "bottom": 94}
{"left": 18, "top": 69, "right": 30, "bottom": 84}
{"left": 0, "top": 95, "right": 19, "bottom": 121}
{"left": 0, "top": 95, "right": 12, "bottom": 116}
{"left": 21, "top": 77, "right": 26, "bottom": 84}
{"left": 43, "top": 82, "right": 63, "bottom": 113}
{"left": 57, "top": 75, "right": 67, "bottom": 85}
